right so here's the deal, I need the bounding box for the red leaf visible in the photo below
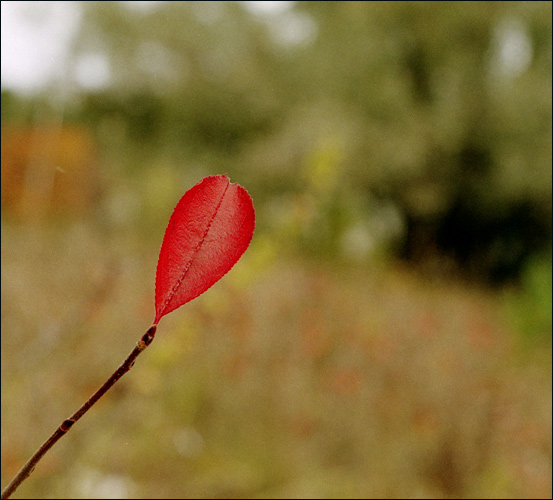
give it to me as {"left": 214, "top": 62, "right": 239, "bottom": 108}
{"left": 154, "top": 175, "right": 255, "bottom": 324}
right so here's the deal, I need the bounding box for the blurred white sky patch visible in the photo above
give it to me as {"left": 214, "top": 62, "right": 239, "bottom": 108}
{"left": 1, "top": 1, "right": 80, "bottom": 92}
{"left": 241, "top": 1, "right": 294, "bottom": 16}
{"left": 243, "top": 1, "right": 315, "bottom": 46}
{"left": 123, "top": 0, "right": 165, "bottom": 10}
{"left": 74, "top": 52, "right": 111, "bottom": 90}
{"left": 0, "top": 0, "right": 303, "bottom": 93}
{"left": 269, "top": 9, "right": 316, "bottom": 46}
{"left": 489, "top": 17, "right": 533, "bottom": 80}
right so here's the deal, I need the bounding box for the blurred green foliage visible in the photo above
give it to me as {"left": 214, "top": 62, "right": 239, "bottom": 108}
{"left": 2, "top": 0, "right": 551, "bottom": 282}
{"left": 503, "top": 253, "right": 553, "bottom": 342}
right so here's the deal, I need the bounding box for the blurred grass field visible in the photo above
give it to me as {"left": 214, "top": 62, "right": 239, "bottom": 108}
{"left": 1, "top": 213, "right": 551, "bottom": 498}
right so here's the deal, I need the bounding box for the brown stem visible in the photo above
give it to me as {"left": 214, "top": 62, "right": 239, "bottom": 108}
{"left": 1, "top": 325, "right": 157, "bottom": 499}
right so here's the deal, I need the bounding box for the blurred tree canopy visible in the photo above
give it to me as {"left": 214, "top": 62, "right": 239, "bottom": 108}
{"left": 2, "top": 0, "right": 551, "bottom": 283}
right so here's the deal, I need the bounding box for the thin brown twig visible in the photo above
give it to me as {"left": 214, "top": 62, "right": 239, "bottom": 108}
{"left": 1, "top": 325, "right": 157, "bottom": 499}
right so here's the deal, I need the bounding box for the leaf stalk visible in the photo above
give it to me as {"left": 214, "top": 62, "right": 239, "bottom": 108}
{"left": 1, "top": 325, "right": 157, "bottom": 499}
